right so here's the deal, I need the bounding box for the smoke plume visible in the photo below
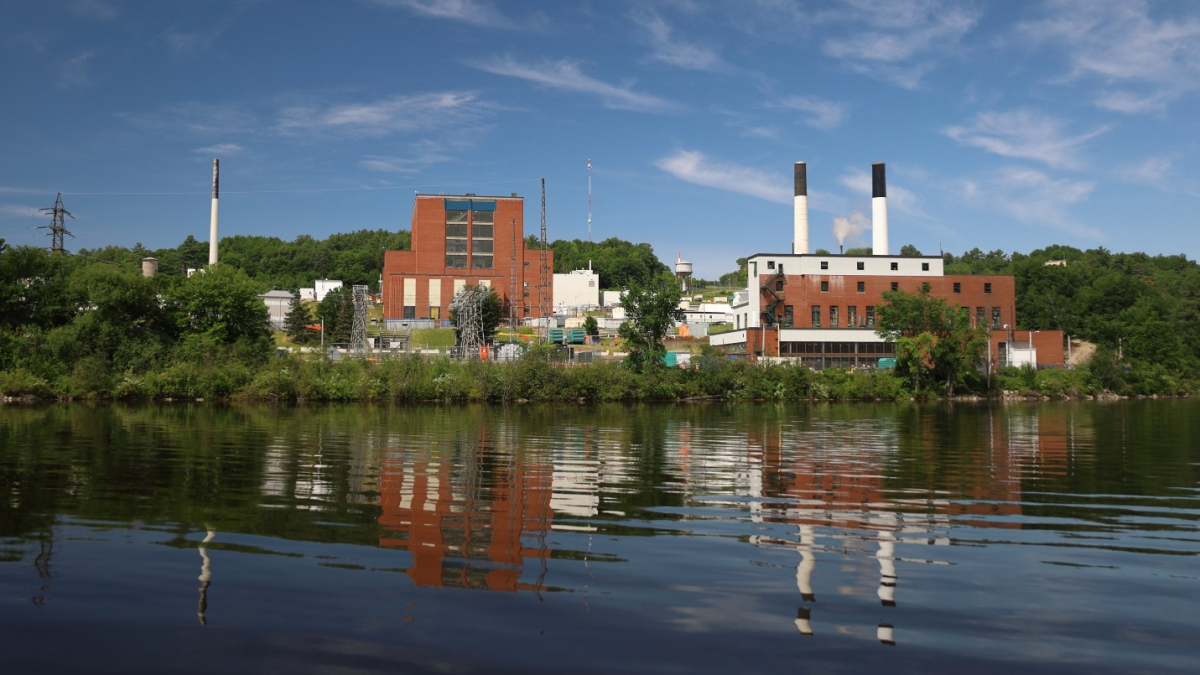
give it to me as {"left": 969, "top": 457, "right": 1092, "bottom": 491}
{"left": 832, "top": 211, "right": 869, "bottom": 246}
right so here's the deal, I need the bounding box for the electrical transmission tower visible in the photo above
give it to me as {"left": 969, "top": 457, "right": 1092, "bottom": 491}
{"left": 538, "top": 178, "right": 550, "bottom": 342}
{"left": 450, "top": 285, "right": 489, "bottom": 359}
{"left": 351, "top": 285, "right": 370, "bottom": 358}
{"left": 39, "top": 192, "right": 74, "bottom": 255}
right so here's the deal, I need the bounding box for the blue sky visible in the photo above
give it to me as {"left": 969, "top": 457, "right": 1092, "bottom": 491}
{"left": 3, "top": 0, "right": 1200, "bottom": 278}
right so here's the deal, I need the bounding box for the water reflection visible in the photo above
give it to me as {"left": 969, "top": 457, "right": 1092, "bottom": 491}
{"left": 1, "top": 401, "right": 1198, "bottom": 673}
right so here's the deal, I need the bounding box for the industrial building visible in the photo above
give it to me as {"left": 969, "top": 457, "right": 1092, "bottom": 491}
{"left": 553, "top": 267, "right": 599, "bottom": 312}
{"left": 711, "top": 162, "right": 1064, "bottom": 370}
{"left": 382, "top": 193, "right": 553, "bottom": 323}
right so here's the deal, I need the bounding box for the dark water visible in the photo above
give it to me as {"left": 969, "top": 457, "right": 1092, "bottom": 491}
{"left": 1, "top": 401, "right": 1198, "bottom": 674}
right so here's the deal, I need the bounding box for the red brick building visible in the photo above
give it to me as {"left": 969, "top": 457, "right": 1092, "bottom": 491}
{"left": 712, "top": 253, "right": 1064, "bottom": 370}
{"left": 382, "top": 193, "right": 553, "bottom": 323}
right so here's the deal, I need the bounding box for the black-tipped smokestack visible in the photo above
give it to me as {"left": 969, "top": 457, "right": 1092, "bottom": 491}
{"left": 872, "top": 162, "right": 888, "bottom": 255}
{"left": 793, "top": 162, "right": 809, "bottom": 254}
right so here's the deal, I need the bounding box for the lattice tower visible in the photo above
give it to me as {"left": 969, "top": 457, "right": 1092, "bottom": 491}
{"left": 450, "top": 284, "right": 489, "bottom": 359}
{"left": 38, "top": 192, "right": 74, "bottom": 255}
{"left": 351, "top": 284, "right": 370, "bottom": 358}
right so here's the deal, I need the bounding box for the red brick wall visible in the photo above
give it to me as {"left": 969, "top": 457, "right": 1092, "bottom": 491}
{"left": 764, "top": 273, "right": 1017, "bottom": 330}
{"left": 382, "top": 195, "right": 554, "bottom": 321}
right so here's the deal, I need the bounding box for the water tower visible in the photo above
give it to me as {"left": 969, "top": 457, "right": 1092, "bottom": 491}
{"left": 675, "top": 253, "right": 693, "bottom": 294}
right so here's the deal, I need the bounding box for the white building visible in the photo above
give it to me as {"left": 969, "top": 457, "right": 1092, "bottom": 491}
{"left": 259, "top": 289, "right": 295, "bottom": 331}
{"left": 552, "top": 268, "right": 599, "bottom": 312}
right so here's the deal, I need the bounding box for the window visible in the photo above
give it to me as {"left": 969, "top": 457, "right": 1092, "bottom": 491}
{"left": 922, "top": 262, "right": 930, "bottom": 271}
{"left": 429, "top": 307, "right": 440, "bottom": 320}
{"left": 784, "top": 305, "right": 794, "bottom": 327}
{"left": 866, "top": 305, "right": 875, "bottom": 328}
{"left": 524, "top": 261, "right": 530, "bottom": 268}
{"left": 830, "top": 306, "right": 839, "bottom": 328}
{"left": 812, "top": 305, "right": 821, "bottom": 328}
{"left": 953, "top": 282, "right": 961, "bottom": 293}
{"left": 991, "top": 307, "right": 1001, "bottom": 329}
{"left": 820, "top": 261, "right": 829, "bottom": 270}
{"left": 976, "top": 306, "right": 985, "bottom": 326}
{"left": 776, "top": 280, "right": 784, "bottom": 292}
{"left": 984, "top": 282, "right": 992, "bottom": 294}
{"left": 446, "top": 209, "right": 469, "bottom": 269}
{"left": 857, "top": 281, "right": 865, "bottom": 293}
{"left": 768, "top": 260, "right": 775, "bottom": 269}
{"left": 820, "top": 281, "right": 829, "bottom": 292}
{"left": 848, "top": 306, "right": 858, "bottom": 327}
{"left": 857, "top": 261, "right": 865, "bottom": 271}
{"left": 890, "top": 262, "right": 899, "bottom": 271}
{"left": 403, "top": 306, "right": 416, "bottom": 319}
{"left": 891, "top": 282, "right": 898, "bottom": 291}
{"left": 470, "top": 209, "right": 493, "bottom": 270}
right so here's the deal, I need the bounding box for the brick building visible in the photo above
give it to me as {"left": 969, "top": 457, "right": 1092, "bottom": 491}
{"left": 382, "top": 193, "right": 553, "bottom": 323}
{"left": 711, "top": 161, "right": 1063, "bottom": 370}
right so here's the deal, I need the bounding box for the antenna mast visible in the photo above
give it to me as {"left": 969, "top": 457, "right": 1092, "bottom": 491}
{"left": 39, "top": 192, "right": 74, "bottom": 255}
{"left": 539, "top": 178, "right": 550, "bottom": 342}
{"left": 587, "top": 158, "right": 592, "bottom": 243}
{"left": 509, "top": 217, "right": 517, "bottom": 332}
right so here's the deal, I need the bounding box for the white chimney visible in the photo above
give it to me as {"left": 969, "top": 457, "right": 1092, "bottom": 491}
{"left": 872, "top": 162, "right": 888, "bottom": 256}
{"left": 793, "top": 162, "right": 808, "bottom": 254}
{"left": 208, "top": 158, "right": 219, "bottom": 265}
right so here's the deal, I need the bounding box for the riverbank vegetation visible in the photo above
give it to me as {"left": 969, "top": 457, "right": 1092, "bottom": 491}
{"left": 3, "top": 237, "right": 1200, "bottom": 401}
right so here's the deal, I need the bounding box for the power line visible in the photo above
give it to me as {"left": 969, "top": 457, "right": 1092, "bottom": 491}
{"left": 60, "top": 177, "right": 544, "bottom": 197}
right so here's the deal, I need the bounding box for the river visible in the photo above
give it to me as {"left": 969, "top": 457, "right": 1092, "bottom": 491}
{"left": 1, "top": 401, "right": 1197, "bottom": 673}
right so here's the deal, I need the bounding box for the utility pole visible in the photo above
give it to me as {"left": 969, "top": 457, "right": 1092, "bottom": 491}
{"left": 538, "top": 178, "right": 550, "bottom": 342}
{"left": 39, "top": 192, "right": 74, "bottom": 255}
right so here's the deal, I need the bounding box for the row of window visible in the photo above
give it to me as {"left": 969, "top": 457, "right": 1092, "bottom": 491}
{"left": 813, "top": 280, "right": 993, "bottom": 294}
{"left": 780, "top": 341, "right": 896, "bottom": 355}
{"left": 445, "top": 209, "right": 494, "bottom": 270}
{"left": 809, "top": 305, "right": 875, "bottom": 328}
{"left": 768, "top": 257, "right": 936, "bottom": 270}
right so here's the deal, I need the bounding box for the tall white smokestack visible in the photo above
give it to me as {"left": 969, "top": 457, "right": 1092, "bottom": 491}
{"left": 793, "top": 162, "right": 808, "bottom": 254}
{"left": 208, "top": 158, "right": 219, "bottom": 265}
{"left": 872, "top": 162, "right": 888, "bottom": 256}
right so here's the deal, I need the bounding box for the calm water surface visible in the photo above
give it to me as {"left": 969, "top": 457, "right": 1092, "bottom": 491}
{"left": 1, "top": 401, "right": 1198, "bottom": 673}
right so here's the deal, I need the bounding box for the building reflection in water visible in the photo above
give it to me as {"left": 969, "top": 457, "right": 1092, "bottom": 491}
{"left": 743, "top": 405, "right": 1084, "bottom": 645}
{"left": 377, "top": 429, "right": 555, "bottom": 593}
{"left": 197, "top": 526, "right": 215, "bottom": 626}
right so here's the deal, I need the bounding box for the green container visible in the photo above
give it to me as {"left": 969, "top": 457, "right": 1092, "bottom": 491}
{"left": 878, "top": 357, "right": 897, "bottom": 370}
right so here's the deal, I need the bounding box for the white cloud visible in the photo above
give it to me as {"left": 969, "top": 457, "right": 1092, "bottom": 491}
{"left": 817, "top": 0, "right": 981, "bottom": 89}
{"left": 68, "top": 0, "right": 118, "bottom": 20}
{"left": 276, "top": 91, "right": 492, "bottom": 136}
{"left": 473, "top": 56, "right": 676, "bottom": 113}
{"left": 370, "top": 0, "right": 524, "bottom": 29}
{"left": 194, "top": 143, "right": 244, "bottom": 156}
{"left": 838, "top": 167, "right": 923, "bottom": 217}
{"left": 162, "top": 27, "right": 223, "bottom": 57}
{"left": 655, "top": 150, "right": 789, "bottom": 204}
{"left": 776, "top": 95, "right": 848, "bottom": 131}
{"left": 633, "top": 11, "right": 726, "bottom": 72}
{"left": 0, "top": 204, "right": 43, "bottom": 218}
{"left": 960, "top": 166, "right": 1101, "bottom": 239}
{"left": 118, "top": 102, "right": 257, "bottom": 136}
{"left": 1128, "top": 155, "right": 1172, "bottom": 184}
{"left": 1018, "top": 0, "right": 1200, "bottom": 114}
{"left": 944, "top": 109, "right": 1107, "bottom": 170}
{"left": 59, "top": 51, "right": 95, "bottom": 90}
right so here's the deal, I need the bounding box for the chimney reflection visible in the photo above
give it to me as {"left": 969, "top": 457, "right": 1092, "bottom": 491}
{"left": 197, "top": 526, "right": 215, "bottom": 626}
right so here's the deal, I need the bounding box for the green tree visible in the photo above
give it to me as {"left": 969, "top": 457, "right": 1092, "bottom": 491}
{"left": 318, "top": 287, "right": 354, "bottom": 344}
{"left": 899, "top": 244, "right": 922, "bottom": 257}
{"left": 876, "top": 288, "right": 988, "bottom": 396}
{"left": 166, "top": 264, "right": 272, "bottom": 361}
{"left": 583, "top": 315, "right": 599, "bottom": 337}
{"left": 618, "top": 273, "right": 685, "bottom": 373}
{"left": 284, "top": 295, "right": 315, "bottom": 344}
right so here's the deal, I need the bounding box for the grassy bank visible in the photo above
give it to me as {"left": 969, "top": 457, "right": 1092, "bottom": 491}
{"left": 5, "top": 345, "right": 1183, "bottom": 403}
